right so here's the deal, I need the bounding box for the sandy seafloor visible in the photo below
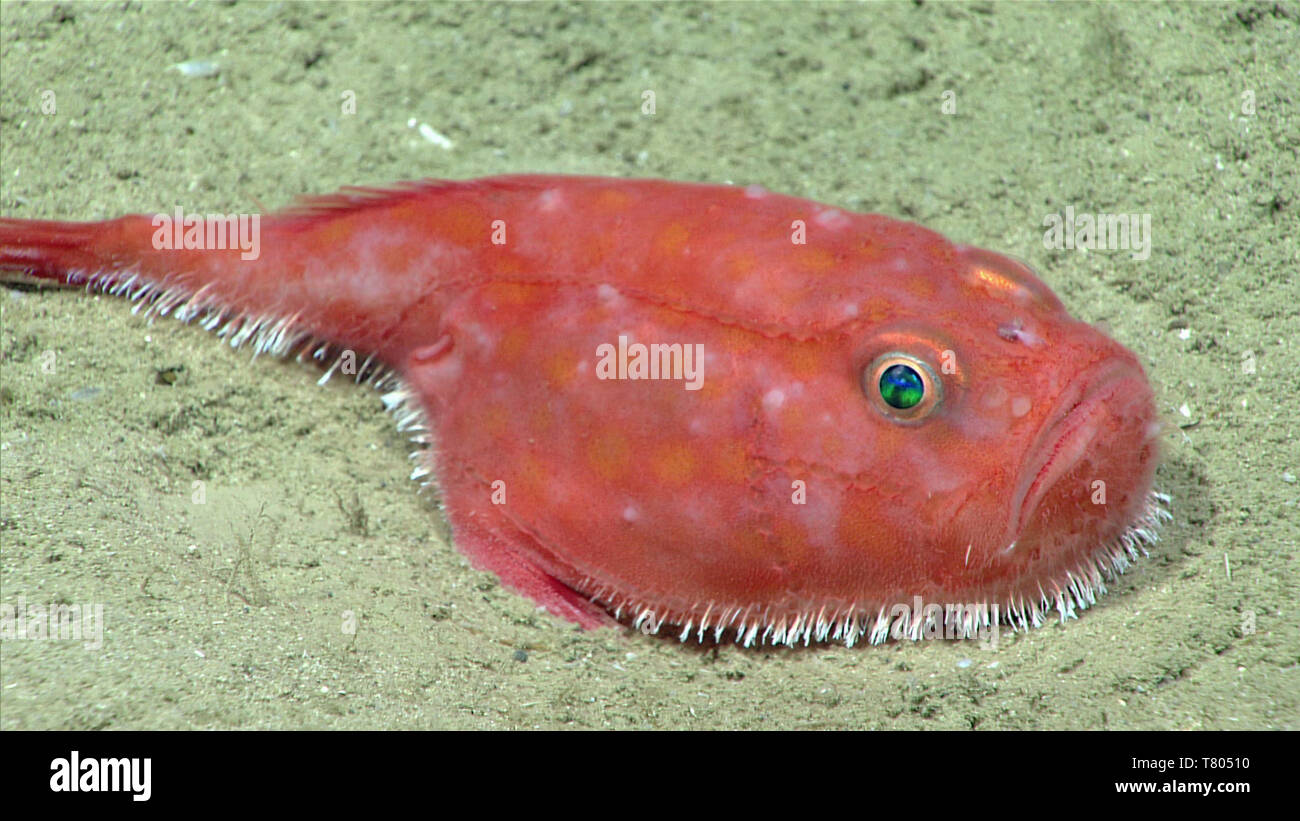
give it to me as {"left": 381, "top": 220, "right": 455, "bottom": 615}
{"left": 0, "top": 0, "right": 1295, "bottom": 730}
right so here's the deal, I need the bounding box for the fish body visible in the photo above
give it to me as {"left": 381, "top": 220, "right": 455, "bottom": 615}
{"left": 0, "top": 175, "right": 1168, "bottom": 645}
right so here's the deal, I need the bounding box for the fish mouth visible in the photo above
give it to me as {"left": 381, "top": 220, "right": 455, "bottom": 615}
{"left": 1010, "top": 360, "right": 1150, "bottom": 537}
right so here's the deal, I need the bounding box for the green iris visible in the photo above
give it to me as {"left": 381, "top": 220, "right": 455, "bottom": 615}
{"left": 879, "top": 364, "right": 925, "bottom": 410}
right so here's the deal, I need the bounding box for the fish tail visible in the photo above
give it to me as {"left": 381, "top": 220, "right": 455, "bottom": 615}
{"left": 0, "top": 210, "right": 405, "bottom": 378}
{"left": 0, "top": 216, "right": 148, "bottom": 284}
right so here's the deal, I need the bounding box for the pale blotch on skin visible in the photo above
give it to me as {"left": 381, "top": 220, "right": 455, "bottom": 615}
{"left": 762, "top": 388, "right": 786, "bottom": 413}
{"left": 536, "top": 188, "right": 564, "bottom": 213}
{"left": 812, "top": 208, "right": 851, "bottom": 230}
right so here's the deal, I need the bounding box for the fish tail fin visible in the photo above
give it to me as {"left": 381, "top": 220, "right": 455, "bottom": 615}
{"left": 0, "top": 216, "right": 148, "bottom": 285}
{"left": 0, "top": 210, "right": 398, "bottom": 377}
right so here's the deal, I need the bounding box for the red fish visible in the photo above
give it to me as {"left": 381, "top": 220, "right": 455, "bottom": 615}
{"left": 0, "top": 175, "right": 1169, "bottom": 646}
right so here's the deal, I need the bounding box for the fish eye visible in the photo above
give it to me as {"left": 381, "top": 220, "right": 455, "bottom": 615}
{"left": 864, "top": 352, "right": 943, "bottom": 422}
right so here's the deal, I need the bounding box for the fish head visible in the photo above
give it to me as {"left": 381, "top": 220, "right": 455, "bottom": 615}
{"left": 831, "top": 246, "right": 1162, "bottom": 607}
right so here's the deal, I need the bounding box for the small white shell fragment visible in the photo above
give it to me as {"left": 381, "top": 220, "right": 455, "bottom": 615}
{"left": 417, "top": 122, "right": 454, "bottom": 149}
{"left": 173, "top": 59, "right": 220, "bottom": 78}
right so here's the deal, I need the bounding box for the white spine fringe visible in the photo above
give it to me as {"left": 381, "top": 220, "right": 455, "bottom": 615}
{"left": 588, "top": 491, "right": 1174, "bottom": 648}
{"left": 82, "top": 266, "right": 436, "bottom": 478}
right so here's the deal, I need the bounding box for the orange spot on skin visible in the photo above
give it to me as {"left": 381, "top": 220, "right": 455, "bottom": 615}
{"left": 719, "top": 325, "right": 758, "bottom": 354}
{"left": 858, "top": 238, "right": 888, "bottom": 262}
{"left": 481, "top": 405, "right": 510, "bottom": 437}
{"left": 818, "top": 432, "right": 846, "bottom": 461}
{"left": 543, "top": 350, "right": 579, "bottom": 388}
{"left": 529, "top": 405, "right": 556, "bottom": 436}
{"left": 772, "top": 518, "right": 811, "bottom": 567}
{"left": 712, "top": 440, "right": 750, "bottom": 485}
{"left": 378, "top": 242, "right": 412, "bottom": 274}
{"left": 498, "top": 327, "right": 529, "bottom": 363}
{"left": 438, "top": 204, "right": 488, "bottom": 246}
{"left": 906, "top": 274, "right": 936, "bottom": 298}
{"left": 572, "top": 231, "right": 616, "bottom": 271}
{"left": 315, "top": 220, "right": 354, "bottom": 247}
{"left": 484, "top": 282, "right": 535, "bottom": 306}
{"left": 492, "top": 254, "right": 525, "bottom": 277}
{"left": 860, "top": 296, "right": 894, "bottom": 322}
{"left": 798, "top": 247, "right": 837, "bottom": 273}
{"left": 699, "top": 377, "right": 727, "bottom": 400}
{"left": 784, "top": 342, "right": 823, "bottom": 377}
{"left": 725, "top": 251, "right": 757, "bottom": 281}
{"left": 656, "top": 223, "right": 690, "bottom": 256}
{"left": 650, "top": 303, "right": 689, "bottom": 329}
{"left": 516, "top": 450, "right": 549, "bottom": 499}
{"left": 835, "top": 486, "right": 881, "bottom": 548}
{"left": 729, "top": 526, "right": 773, "bottom": 565}
{"left": 596, "top": 188, "right": 632, "bottom": 211}
{"left": 587, "top": 430, "right": 632, "bottom": 481}
{"left": 650, "top": 443, "right": 698, "bottom": 487}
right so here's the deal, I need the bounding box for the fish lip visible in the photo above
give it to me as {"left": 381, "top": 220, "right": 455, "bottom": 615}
{"left": 1009, "top": 360, "right": 1145, "bottom": 539}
